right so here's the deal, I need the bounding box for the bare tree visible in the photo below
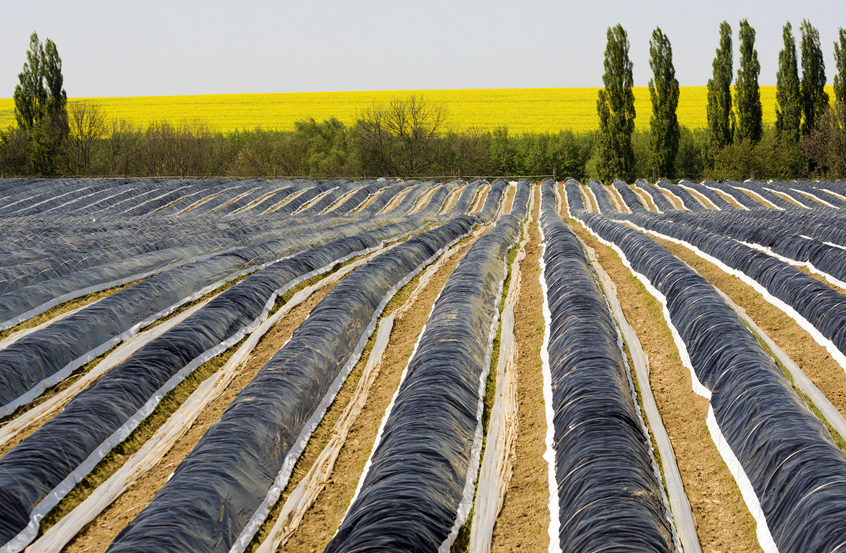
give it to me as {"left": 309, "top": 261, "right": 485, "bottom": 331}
{"left": 355, "top": 95, "right": 447, "bottom": 176}
{"left": 65, "top": 101, "right": 105, "bottom": 175}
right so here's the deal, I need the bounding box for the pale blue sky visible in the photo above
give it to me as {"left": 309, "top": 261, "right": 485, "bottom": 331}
{"left": 1, "top": 0, "right": 843, "bottom": 98}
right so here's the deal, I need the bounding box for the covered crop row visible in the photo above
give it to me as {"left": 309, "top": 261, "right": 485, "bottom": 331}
{"left": 0, "top": 183, "right": 478, "bottom": 550}
{"left": 566, "top": 182, "right": 846, "bottom": 552}
{"left": 104, "top": 215, "right": 479, "bottom": 553}
{"left": 539, "top": 181, "right": 675, "bottom": 553}
{"left": 325, "top": 197, "right": 523, "bottom": 553}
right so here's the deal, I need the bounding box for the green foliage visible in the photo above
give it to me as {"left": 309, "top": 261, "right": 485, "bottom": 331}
{"left": 675, "top": 126, "right": 708, "bottom": 181}
{"left": 595, "top": 24, "right": 636, "bottom": 183}
{"left": 800, "top": 20, "right": 829, "bottom": 136}
{"left": 711, "top": 131, "right": 804, "bottom": 180}
{"left": 776, "top": 22, "right": 802, "bottom": 143}
{"left": 835, "top": 28, "right": 846, "bottom": 109}
{"left": 736, "top": 19, "right": 763, "bottom": 143}
{"left": 707, "top": 21, "right": 735, "bottom": 151}
{"left": 648, "top": 27, "right": 680, "bottom": 179}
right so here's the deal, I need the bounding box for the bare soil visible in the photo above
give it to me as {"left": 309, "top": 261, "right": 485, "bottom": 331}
{"left": 682, "top": 186, "right": 718, "bottom": 210}
{"left": 380, "top": 187, "right": 414, "bottom": 215}
{"left": 606, "top": 185, "right": 629, "bottom": 213}
{"left": 491, "top": 187, "right": 550, "bottom": 553}
{"left": 658, "top": 187, "right": 685, "bottom": 210}
{"left": 500, "top": 185, "right": 516, "bottom": 215}
{"left": 580, "top": 185, "right": 598, "bottom": 213}
{"left": 469, "top": 185, "right": 491, "bottom": 215}
{"left": 440, "top": 186, "right": 465, "bottom": 214}
{"left": 632, "top": 186, "right": 659, "bottom": 212}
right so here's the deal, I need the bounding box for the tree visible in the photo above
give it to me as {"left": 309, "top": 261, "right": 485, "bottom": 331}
{"left": 595, "top": 24, "right": 636, "bottom": 183}
{"left": 12, "top": 32, "right": 68, "bottom": 175}
{"left": 800, "top": 20, "right": 829, "bottom": 135}
{"left": 13, "top": 32, "right": 67, "bottom": 132}
{"left": 65, "top": 102, "right": 105, "bottom": 175}
{"left": 776, "top": 22, "right": 802, "bottom": 142}
{"left": 648, "top": 27, "right": 680, "bottom": 179}
{"left": 835, "top": 28, "right": 846, "bottom": 109}
{"left": 354, "top": 95, "right": 446, "bottom": 177}
{"left": 736, "top": 19, "right": 763, "bottom": 143}
{"left": 707, "top": 21, "right": 735, "bottom": 151}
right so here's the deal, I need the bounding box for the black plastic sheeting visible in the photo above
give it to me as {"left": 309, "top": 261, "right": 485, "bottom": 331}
{"left": 616, "top": 211, "right": 846, "bottom": 359}
{"left": 325, "top": 213, "right": 523, "bottom": 553}
{"left": 540, "top": 180, "right": 674, "bottom": 552}
{"left": 680, "top": 180, "right": 735, "bottom": 210}
{"left": 613, "top": 180, "right": 647, "bottom": 212}
{"left": 0, "top": 211, "right": 447, "bottom": 548}
{"left": 508, "top": 180, "right": 531, "bottom": 222}
{"left": 653, "top": 181, "right": 708, "bottom": 211}
{"left": 0, "top": 217, "right": 394, "bottom": 414}
{"left": 634, "top": 181, "right": 677, "bottom": 212}
{"left": 628, "top": 208, "right": 846, "bottom": 284}
{"left": 704, "top": 180, "right": 765, "bottom": 210}
{"left": 585, "top": 180, "right": 618, "bottom": 214}
{"left": 575, "top": 207, "right": 846, "bottom": 553}
{"left": 105, "top": 216, "right": 478, "bottom": 553}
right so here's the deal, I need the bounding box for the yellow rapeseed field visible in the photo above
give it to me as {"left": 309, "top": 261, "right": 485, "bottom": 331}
{"left": 0, "top": 86, "right": 825, "bottom": 135}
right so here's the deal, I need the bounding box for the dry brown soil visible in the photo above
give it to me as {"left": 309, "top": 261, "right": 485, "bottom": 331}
{"left": 491, "top": 188, "right": 550, "bottom": 553}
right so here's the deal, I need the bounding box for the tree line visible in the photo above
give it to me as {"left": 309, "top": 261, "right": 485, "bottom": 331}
{"left": 1, "top": 25, "right": 845, "bottom": 181}
{"left": 596, "top": 20, "right": 846, "bottom": 182}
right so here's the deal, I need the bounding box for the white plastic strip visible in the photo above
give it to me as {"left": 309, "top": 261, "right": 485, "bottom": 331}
{"left": 654, "top": 183, "right": 691, "bottom": 211}
{"left": 732, "top": 185, "right": 784, "bottom": 210}
{"left": 679, "top": 184, "right": 720, "bottom": 210}
{"left": 790, "top": 188, "right": 839, "bottom": 208}
{"left": 537, "top": 218, "right": 562, "bottom": 553}
{"left": 700, "top": 182, "right": 750, "bottom": 211}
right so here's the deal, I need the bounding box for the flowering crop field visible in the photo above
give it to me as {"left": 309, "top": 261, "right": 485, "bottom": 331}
{"left": 0, "top": 86, "right": 825, "bottom": 134}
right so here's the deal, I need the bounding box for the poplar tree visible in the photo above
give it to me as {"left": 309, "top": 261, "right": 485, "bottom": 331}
{"left": 707, "top": 21, "right": 735, "bottom": 151}
{"left": 776, "top": 22, "right": 802, "bottom": 142}
{"left": 648, "top": 28, "right": 679, "bottom": 179}
{"left": 595, "top": 24, "right": 635, "bottom": 183}
{"left": 736, "top": 19, "right": 762, "bottom": 143}
{"left": 13, "top": 32, "right": 67, "bottom": 131}
{"left": 801, "top": 20, "right": 829, "bottom": 135}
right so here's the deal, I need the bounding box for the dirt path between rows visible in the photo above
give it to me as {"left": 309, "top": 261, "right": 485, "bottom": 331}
{"left": 658, "top": 238, "right": 846, "bottom": 422}
{"left": 63, "top": 276, "right": 345, "bottom": 553}
{"left": 564, "top": 208, "right": 760, "bottom": 551}
{"left": 469, "top": 185, "right": 491, "bottom": 215}
{"left": 491, "top": 186, "right": 549, "bottom": 552}
{"left": 631, "top": 185, "right": 658, "bottom": 212}
{"left": 274, "top": 229, "right": 487, "bottom": 552}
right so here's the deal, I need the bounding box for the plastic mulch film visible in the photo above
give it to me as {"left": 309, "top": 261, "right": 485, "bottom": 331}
{"left": 787, "top": 181, "right": 846, "bottom": 208}
{"left": 382, "top": 180, "right": 439, "bottom": 216}
{"left": 0, "top": 214, "right": 438, "bottom": 551}
{"left": 538, "top": 181, "right": 676, "bottom": 553}
{"left": 703, "top": 180, "right": 767, "bottom": 210}
{"left": 612, "top": 180, "right": 647, "bottom": 212}
{"left": 475, "top": 180, "right": 507, "bottom": 223}
{"left": 576, "top": 210, "right": 846, "bottom": 553}
{"left": 103, "top": 216, "right": 477, "bottom": 553}
{"left": 617, "top": 211, "right": 846, "bottom": 366}
{"left": 733, "top": 181, "right": 797, "bottom": 210}
{"left": 0, "top": 217, "right": 394, "bottom": 414}
{"left": 634, "top": 180, "right": 677, "bottom": 212}
{"left": 507, "top": 180, "right": 531, "bottom": 222}
{"left": 623, "top": 208, "right": 846, "bottom": 285}
{"left": 653, "top": 180, "right": 709, "bottom": 211}
{"left": 678, "top": 180, "right": 732, "bottom": 210}
{"left": 355, "top": 181, "right": 416, "bottom": 218}
{"left": 585, "top": 180, "right": 619, "bottom": 214}
{"left": 324, "top": 218, "right": 519, "bottom": 553}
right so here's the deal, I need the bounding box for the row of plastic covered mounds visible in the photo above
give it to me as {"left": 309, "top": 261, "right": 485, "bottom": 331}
{"left": 105, "top": 215, "right": 478, "bottom": 553}
{"left": 574, "top": 198, "right": 846, "bottom": 553}
{"left": 326, "top": 189, "right": 526, "bottom": 553}
{"left": 539, "top": 180, "right": 675, "bottom": 552}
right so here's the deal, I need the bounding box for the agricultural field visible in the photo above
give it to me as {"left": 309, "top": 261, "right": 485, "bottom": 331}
{"left": 0, "top": 174, "right": 845, "bottom": 553}
{"left": 3, "top": 86, "right": 826, "bottom": 134}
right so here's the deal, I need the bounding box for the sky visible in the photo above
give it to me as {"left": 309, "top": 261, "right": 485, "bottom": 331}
{"left": 1, "top": 0, "right": 844, "bottom": 98}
